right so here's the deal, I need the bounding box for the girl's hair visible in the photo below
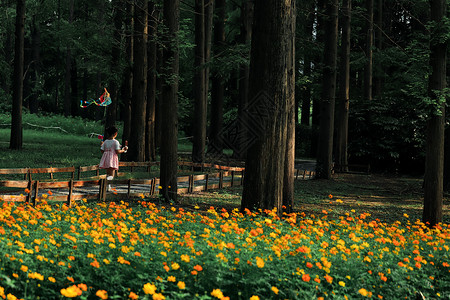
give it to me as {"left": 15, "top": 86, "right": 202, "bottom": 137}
{"left": 105, "top": 126, "right": 118, "bottom": 139}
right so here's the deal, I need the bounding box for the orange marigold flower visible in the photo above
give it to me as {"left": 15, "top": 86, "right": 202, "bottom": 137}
{"left": 96, "top": 290, "right": 108, "bottom": 300}
{"left": 129, "top": 292, "right": 139, "bottom": 299}
{"left": 177, "top": 281, "right": 186, "bottom": 290}
{"left": 152, "top": 293, "right": 165, "bottom": 300}
{"left": 302, "top": 274, "right": 311, "bottom": 282}
{"left": 358, "top": 288, "right": 369, "bottom": 297}
{"left": 143, "top": 283, "right": 157, "bottom": 295}
{"left": 211, "top": 289, "right": 224, "bottom": 299}
{"left": 328, "top": 194, "right": 333, "bottom": 199}
{"left": 271, "top": 286, "right": 279, "bottom": 294}
{"left": 256, "top": 257, "right": 265, "bottom": 268}
{"left": 193, "top": 265, "right": 203, "bottom": 272}
{"left": 306, "top": 262, "right": 313, "bottom": 268}
{"left": 61, "top": 285, "right": 82, "bottom": 298}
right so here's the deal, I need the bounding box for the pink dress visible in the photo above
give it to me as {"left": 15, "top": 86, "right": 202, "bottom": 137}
{"left": 99, "top": 139, "right": 121, "bottom": 170}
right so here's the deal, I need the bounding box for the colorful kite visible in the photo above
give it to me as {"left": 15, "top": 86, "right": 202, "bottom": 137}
{"left": 80, "top": 88, "right": 112, "bottom": 108}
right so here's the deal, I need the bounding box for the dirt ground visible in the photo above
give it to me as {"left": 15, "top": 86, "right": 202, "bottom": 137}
{"left": 178, "top": 172, "right": 450, "bottom": 224}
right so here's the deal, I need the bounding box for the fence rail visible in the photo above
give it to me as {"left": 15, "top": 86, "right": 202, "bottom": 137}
{"left": 0, "top": 161, "right": 315, "bottom": 206}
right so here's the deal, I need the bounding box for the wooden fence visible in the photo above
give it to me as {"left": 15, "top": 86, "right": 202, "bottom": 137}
{"left": 0, "top": 161, "right": 314, "bottom": 206}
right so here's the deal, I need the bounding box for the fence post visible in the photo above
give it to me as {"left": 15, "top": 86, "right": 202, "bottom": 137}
{"left": 219, "top": 171, "right": 223, "bottom": 189}
{"left": 127, "top": 179, "right": 131, "bottom": 199}
{"left": 68, "top": 179, "right": 74, "bottom": 207}
{"left": 33, "top": 181, "right": 40, "bottom": 205}
{"left": 99, "top": 179, "right": 104, "bottom": 201}
{"left": 26, "top": 180, "right": 33, "bottom": 205}
{"left": 205, "top": 174, "right": 209, "bottom": 191}
{"left": 231, "top": 171, "right": 235, "bottom": 187}
{"left": 189, "top": 175, "right": 194, "bottom": 193}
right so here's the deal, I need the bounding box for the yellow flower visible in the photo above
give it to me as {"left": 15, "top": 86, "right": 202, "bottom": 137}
{"left": 211, "top": 289, "right": 224, "bottom": 299}
{"left": 20, "top": 265, "right": 28, "bottom": 272}
{"left": 359, "top": 288, "right": 369, "bottom": 297}
{"left": 48, "top": 277, "right": 56, "bottom": 282}
{"left": 167, "top": 276, "right": 176, "bottom": 282}
{"left": 177, "top": 281, "right": 186, "bottom": 289}
{"left": 339, "top": 281, "right": 345, "bottom": 287}
{"left": 143, "top": 283, "right": 157, "bottom": 295}
{"left": 6, "top": 294, "right": 17, "bottom": 300}
{"left": 96, "top": 290, "right": 108, "bottom": 300}
{"left": 60, "top": 285, "right": 82, "bottom": 298}
{"left": 152, "top": 293, "right": 165, "bottom": 300}
{"left": 181, "top": 254, "right": 190, "bottom": 262}
{"left": 129, "top": 292, "right": 139, "bottom": 299}
{"left": 250, "top": 296, "right": 260, "bottom": 300}
{"left": 256, "top": 257, "right": 265, "bottom": 268}
{"left": 171, "top": 262, "right": 180, "bottom": 270}
{"left": 271, "top": 286, "right": 279, "bottom": 294}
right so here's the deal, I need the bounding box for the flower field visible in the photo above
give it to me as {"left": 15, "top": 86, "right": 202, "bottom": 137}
{"left": 0, "top": 195, "right": 449, "bottom": 300}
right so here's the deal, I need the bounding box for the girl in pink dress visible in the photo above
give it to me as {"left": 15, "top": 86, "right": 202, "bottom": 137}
{"left": 99, "top": 126, "right": 128, "bottom": 181}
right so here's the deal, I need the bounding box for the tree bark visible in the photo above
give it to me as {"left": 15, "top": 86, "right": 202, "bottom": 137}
{"left": 316, "top": 0, "right": 338, "bottom": 179}
{"left": 364, "top": 0, "right": 374, "bottom": 102}
{"left": 234, "top": 0, "right": 254, "bottom": 159}
{"left": 105, "top": 0, "right": 123, "bottom": 131}
{"left": 10, "top": 0, "right": 25, "bottom": 150}
{"left": 146, "top": 1, "right": 157, "bottom": 162}
{"left": 160, "top": 0, "right": 180, "bottom": 202}
{"left": 29, "top": 13, "right": 41, "bottom": 114}
{"left": 373, "top": 0, "right": 383, "bottom": 98}
{"left": 192, "top": 0, "right": 207, "bottom": 163}
{"left": 335, "top": 0, "right": 351, "bottom": 171}
{"left": 129, "top": 0, "right": 148, "bottom": 162}
{"left": 300, "top": 7, "right": 314, "bottom": 126}
{"left": 283, "top": 1, "right": 296, "bottom": 212}
{"left": 241, "top": 0, "right": 296, "bottom": 213}
{"left": 423, "top": 0, "right": 447, "bottom": 227}
{"left": 209, "top": 0, "right": 226, "bottom": 155}
{"left": 121, "top": 0, "right": 133, "bottom": 159}
{"left": 63, "top": 0, "right": 74, "bottom": 117}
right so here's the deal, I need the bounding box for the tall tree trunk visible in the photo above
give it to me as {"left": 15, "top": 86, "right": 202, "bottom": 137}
{"left": 129, "top": 0, "right": 148, "bottom": 162}
{"left": 316, "top": 0, "right": 338, "bottom": 179}
{"left": 192, "top": 0, "right": 207, "bottom": 163}
{"left": 209, "top": 0, "right": 226, "bottom": 155}
{"left": 121, "top": 0, "right": 134, "bottom": 159}
{"left": 423, "top": 0, "right": 447, "bottom": 227}
{"left": 10, "top": 0, "right": 25, "bottom": 150}
{"left": 283, "top": 0, "right": 296, "bottom": 213}
{"left": 105, "top": 0, "right": 123, "bottom": 131}
{"left": 146, "top": 1, "right": 157, "bottom": 162}
{"left": 335, "top": 0, "right": 351, "bottom": 171}
{"left": 29, "top": 13, "right": 41, "bottom": 114}
{"left": 241, "top": 0, "right": 296, "bottom": 213}
{"left": 204, "top": 0, "right": 213, "bottom": 107}
{"left": 373, "top": 0, "right": 383, "bottom": 98}
{"left": 311, "top": 0, "right": 326, "bottom": 158}
{"left": 364, "top": 0, "right": 373, "bottom": 102}
{"left": 300, "top": 7, "right": 314, "bottom": 126}
{"left": 63, "top": 0, "right": 74, "bottom": 117}
{"left": 160, "top": 0, "right": 180, "bottom": 202}
{"left": 155, "top": 45, "right": 163, "bottom": 150}
{"left": 234, "top": 0, "right": 254, "bottom": 159}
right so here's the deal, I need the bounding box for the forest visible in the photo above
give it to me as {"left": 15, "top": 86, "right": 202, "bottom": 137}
{"left": 1, "top": 0, "right": 449, "bottom": 225}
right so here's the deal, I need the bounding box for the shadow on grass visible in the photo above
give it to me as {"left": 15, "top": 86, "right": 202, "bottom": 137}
{"left": 178, "top": 173, "right": 449, "bottom": 224}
